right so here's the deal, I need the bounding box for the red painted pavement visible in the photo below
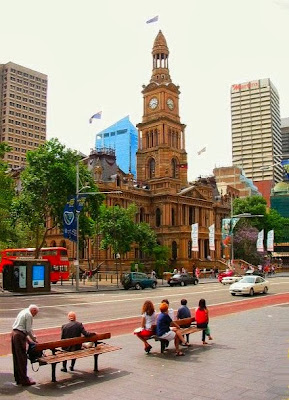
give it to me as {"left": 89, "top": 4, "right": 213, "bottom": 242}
{"left": 1, "top": 292, "right": 288, "bottom": 357}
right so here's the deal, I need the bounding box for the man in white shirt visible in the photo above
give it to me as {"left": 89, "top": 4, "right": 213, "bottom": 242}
{"left": 11, "top": 304, "right": 39, "bottom": 386}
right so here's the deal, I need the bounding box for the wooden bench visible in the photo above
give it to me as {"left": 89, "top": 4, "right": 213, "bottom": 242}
{"left": 34, "top": 333, "right": 121, "bottom": 382}
{"left": 149, "top": 317, "right": 204, "bottom": 353}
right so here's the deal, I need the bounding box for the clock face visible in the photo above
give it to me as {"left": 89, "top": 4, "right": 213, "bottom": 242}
{"left": 167, "top": 98, "right": 174, "bottom": 110}
{"left": 149, "top": 97, "right": 158, "bottom": 109}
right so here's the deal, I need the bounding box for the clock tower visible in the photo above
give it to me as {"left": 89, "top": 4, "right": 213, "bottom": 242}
{"left": 136, "top": 30, "right": 188, "bottom": 193}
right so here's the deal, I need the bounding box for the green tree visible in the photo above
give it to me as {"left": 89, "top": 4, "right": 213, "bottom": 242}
{"left": 233, "top": 195, "right": 288, "bottom": 242}
{"left": 11, "top": 138, "right": 103, "bottom": 257}
{"left": 134, "top": 222, "right": 158, "bottom": 254}
{"left": 99, "top": 204, "right": 137, "bottom": 263}
{"left": 151, "top": 245, "right": 170, "bottom": 277}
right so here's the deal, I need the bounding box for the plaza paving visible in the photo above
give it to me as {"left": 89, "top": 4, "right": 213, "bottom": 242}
{"left": 0, "top": 301, "right": 288, "bottom": 400}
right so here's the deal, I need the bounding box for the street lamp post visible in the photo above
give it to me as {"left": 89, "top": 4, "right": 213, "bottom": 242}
{"left": 75, "top": 161, "right": 122, "bottom": 291}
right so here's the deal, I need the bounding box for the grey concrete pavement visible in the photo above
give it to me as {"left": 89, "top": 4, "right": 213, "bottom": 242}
{"left": 0, "top": 303, "right": 288, "bottom": 400}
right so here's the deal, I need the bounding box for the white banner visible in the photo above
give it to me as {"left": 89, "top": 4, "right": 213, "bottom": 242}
{"left": 191, "top": 223, "right": 199, "bottom": 252}
{"left": 209, "top": 224, "right": 215, "bottom": 251}
{"left": 267, "top": 230, "right": 274, "bottom": 252}
{"left": 256, "top": 229, "right": 264, "bottom": 252}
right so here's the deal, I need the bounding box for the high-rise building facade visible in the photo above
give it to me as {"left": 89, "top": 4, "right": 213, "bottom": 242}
{"left": 0, "top": 62, "right": 47, "bottom": 168}
{"left": 281, "top": 117, "right": 289, "bottom": 162}
{"left": 95, "top": 116, "right": 138, "bottom": 178}
{"left": 231, "top": 78, "right": 283, "bottom": 202}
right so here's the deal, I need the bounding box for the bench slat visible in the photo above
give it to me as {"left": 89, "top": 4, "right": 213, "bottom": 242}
{"left": 38, "top": 343, "right": 121, "bottom": 365}
{"left": 35, "top": 333, "right": 111, "bottom": 352}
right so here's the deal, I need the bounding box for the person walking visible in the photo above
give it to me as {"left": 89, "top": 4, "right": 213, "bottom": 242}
{"left": 134, "top": 300, "right": 156, "bottom": 353}
{"left": 61, "top": 311, "right": 95, "bottom": 372}
{"left": 11, "top": 304, "right": 39, "bottom": 386}
{"left": 195, "top": 298, "right": 213, "bottom": 345}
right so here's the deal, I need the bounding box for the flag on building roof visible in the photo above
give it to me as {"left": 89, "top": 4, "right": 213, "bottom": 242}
{"left": 146, "top": 15, "right": 159, "bottom": 24}
{"left": 89, "top": 111, "right": 102, "bottom": 124}
{"left": 197, "top": 146, "right": 206, "bottom": 155}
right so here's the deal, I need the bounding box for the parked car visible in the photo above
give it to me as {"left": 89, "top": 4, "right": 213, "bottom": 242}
{"left": 218, "top": 270, "right": 234, "bottom": 283}
{"left": 229, "top": 275, "right": 270, "bottom": 296}
{"left": 121, "top": 272, "right": 157, "bottom": 290}
{"left": 168, "top": 273, "right": 199, "bottom": 287}
{"left": 221, "top": 275, "right": 242, "bottom": 285}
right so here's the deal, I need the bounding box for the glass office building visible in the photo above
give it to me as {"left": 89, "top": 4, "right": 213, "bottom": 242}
{"left": 95, "top": 116, "right": 138, "bottom": 178}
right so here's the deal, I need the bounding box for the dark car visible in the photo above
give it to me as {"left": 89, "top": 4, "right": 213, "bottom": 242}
{"left": 121, "top": 272, "right": 157, "bottom": 290}
{"left": 168, "top": 273, "right": 199, "bottom": 287}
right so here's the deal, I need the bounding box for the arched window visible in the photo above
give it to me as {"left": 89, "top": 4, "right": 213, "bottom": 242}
{"left": 189, "top": 206, "right": 195, "bottom": 225}
{"left": 116, "top": 176, "right": 121, "bottom": 187}
{"left": 50, "top": 240, "right": 56, "bottom": 247}
{"left": 171, "top": 158, "right": 177, "bottom": 178}
{"left": 172, "top": 241, "right": 177, "bottom": 260}
{"left": 182, "top": 205, "right": 186, "bottom": 225}
{"left": 188, "top": 240, "right": 192, "bottom": 258}
{"left": 156, "top": 208, "right": 161, "bottom": 227}
{"left": 140, "top": 207, "right": 145, "bottom": 223}
{"left": 60, "top": 240, "right": 66, "bottom": 248}
{"left": 171, "top": 207, "right": 176, "bottom": 226}
{"left": 148, "top": 158, "right": 155, "bottom": 179}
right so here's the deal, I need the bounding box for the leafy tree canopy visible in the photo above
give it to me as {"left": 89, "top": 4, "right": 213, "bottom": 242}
{"left": 11, "top": 138, "right": 103, "bottom": 256}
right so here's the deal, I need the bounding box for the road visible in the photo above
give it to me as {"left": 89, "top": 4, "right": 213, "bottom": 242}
{"left": 0, "top": 276, "right": 288, "bottom": 356}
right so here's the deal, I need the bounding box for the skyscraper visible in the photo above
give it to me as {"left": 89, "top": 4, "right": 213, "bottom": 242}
{"left": 95, "top": 116, "right": 138, "bottom": 178}
{"left": 0, "top": 62, "right": 47, "bottom": 168}
{"left": 231, "top": 78, "right": 283, "bottom": 202}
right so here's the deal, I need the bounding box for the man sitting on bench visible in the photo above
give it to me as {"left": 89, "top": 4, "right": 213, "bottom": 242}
{"left": 61, "top": 311, "right": 95, "bottom": 372}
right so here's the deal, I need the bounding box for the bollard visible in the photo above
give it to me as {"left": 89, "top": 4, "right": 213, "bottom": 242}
{"left": 61, "top": 276, "right": 63, "bottom": 286}
{"left": 72, "top": 276, "right": 74, "bottom": 286}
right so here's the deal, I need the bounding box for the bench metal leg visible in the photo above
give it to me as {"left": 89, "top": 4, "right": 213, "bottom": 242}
{"left": 51, "top": 363, "right": 57, "bottom": 382}
{"left": 94, "top": 354, "right": 99, "bottom": 371}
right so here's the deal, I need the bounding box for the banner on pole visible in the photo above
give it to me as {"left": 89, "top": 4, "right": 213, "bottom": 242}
{"left": 209, "top": 224, "right": 215, "bottom": 251}
{"left": 63, "top": 194, "right": 87, "bottom": 242}
{"left": 267, "top": 230, "right": 274, "bottom": 252}
{"left": 191, "top": 223, "right": 199, "bottom": 252}
{"left": 257, "top": 229, "right": 264, "bottom": 252}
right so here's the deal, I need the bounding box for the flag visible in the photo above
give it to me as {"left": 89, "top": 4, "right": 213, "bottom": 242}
{"left": 267, "top": 230, "right": 274, "bottom": 252}
{"left": 197, "top": 146, "right": 206, "bottom": 155}
{"left": 191, "top": 223, "right": 199, "bottom": 252}
{"left": 146, "top": 15, "right": 159, "bottom": 24}
{"left": 257, "top": 229, "right": 264, "bottom": 252}
{"left": 89, "top": 111, "right": 102, "bottom": 124}
{"left": 209, "top": 224, "right": 215, "bottom": 251}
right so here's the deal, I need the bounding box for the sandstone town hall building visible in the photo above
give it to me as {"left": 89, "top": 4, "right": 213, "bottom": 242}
{"left": 49, "top": 31, "right": 230, "bottom": 272}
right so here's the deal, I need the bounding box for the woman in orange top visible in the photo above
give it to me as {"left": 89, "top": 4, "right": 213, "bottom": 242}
{"left": 195, "top": 298, "right": 213, "bottom": 345}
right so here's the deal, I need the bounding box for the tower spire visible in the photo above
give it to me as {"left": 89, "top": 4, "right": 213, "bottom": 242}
{"left": 150, "top": 30, "right": 172, "bottom": 84}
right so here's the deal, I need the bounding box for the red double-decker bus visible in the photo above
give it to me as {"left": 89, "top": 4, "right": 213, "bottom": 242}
{"left": 0, "top": 247, "right": 70, "bottom": 284}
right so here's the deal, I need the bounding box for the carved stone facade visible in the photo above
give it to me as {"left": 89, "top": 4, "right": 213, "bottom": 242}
{"left": 47, "top": 31, "right": 231, "bottom": 272}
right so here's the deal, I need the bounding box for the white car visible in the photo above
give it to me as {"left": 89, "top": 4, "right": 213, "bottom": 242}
{"left": 221, "top": 276, "right": 242, "bottom": 285}
{"left": 230, "top": 275, "right": 270, "bottom": 296}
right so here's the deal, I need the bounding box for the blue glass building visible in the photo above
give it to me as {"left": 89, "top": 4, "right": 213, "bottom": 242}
{"left": 95, "top": 116, "right": 138, "bottom": 178}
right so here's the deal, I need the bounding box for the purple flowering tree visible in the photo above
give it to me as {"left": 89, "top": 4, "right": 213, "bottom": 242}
{"left": 234, "top": 225, "right": 265, "bottom": 265}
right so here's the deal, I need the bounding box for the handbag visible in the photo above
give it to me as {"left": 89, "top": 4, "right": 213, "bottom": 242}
{"left": 27, "top": 342, "right": 44, "bottom": 371}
